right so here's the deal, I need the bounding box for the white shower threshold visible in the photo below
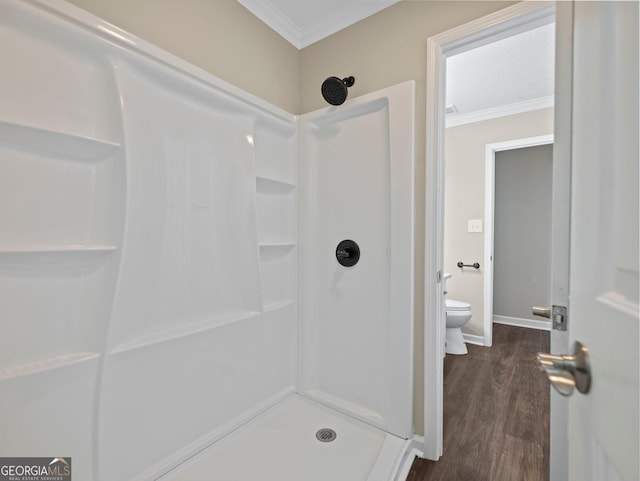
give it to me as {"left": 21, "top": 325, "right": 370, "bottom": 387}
{"left": 160, "top": 394, "right": 413, "bottom": 481}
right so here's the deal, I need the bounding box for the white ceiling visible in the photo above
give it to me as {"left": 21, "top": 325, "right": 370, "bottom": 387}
{"left": 446, "top": 22, "right": 555, "bottom": 123}
{"left": 236, "top": 0, "right": 399, "bottom": 49}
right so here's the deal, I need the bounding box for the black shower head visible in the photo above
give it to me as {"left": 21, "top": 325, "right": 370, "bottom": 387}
{"left": 321, "top": 76, "right": 355, "bottom": 106}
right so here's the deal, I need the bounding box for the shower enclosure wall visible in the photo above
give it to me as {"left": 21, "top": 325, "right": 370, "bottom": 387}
{"left": 299, "top": 87, "right": 415, "bottom": 439}
{"left": 0, "top": 2, "right": 415, "bottom": 480}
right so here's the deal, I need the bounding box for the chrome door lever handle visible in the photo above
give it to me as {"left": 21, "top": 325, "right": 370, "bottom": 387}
{"left": 537, "top": 341, "right": 591, "bottom": 397}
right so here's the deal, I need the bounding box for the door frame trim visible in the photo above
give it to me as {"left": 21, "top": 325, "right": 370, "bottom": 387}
{"left": 423, "top": 1, "right": 556, "bottom": 461}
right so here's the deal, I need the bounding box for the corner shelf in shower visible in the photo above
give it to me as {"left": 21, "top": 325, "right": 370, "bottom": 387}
{"left": 259, "top": 242, "right": 295, "bottom": 249}
{"left": 256, "top": 176, "right": 296, "bottom": 194}
{"left": 0, "top": 352, "right": 101, "bottom": 381}
{"left": 0, "top": 245, "right": 116, "bottom": 268}
{"left": 259, "top": 243, "right": 295, "bottom": 261}
{"left": 263, "top": 299, "right": 296, "bottom": 313}
{"left": 0, "top": 120, "right": 121, "bottom": 161}
{"left": 110, "top": 310, "right": 262, "bottom": 355}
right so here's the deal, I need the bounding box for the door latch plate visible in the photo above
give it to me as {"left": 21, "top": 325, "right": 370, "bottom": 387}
{"left": 552, "top": 305, "right": 567, "bottom": 331}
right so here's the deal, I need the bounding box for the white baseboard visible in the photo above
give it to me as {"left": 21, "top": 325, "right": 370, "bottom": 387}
{"left": 462, "top": 333, "right": 485, "bottom": 346}
{"left": 493, "top": 315, "right": 551, "bottom": 331}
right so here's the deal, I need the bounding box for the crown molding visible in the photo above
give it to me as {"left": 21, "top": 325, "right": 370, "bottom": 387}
{"left": 445, "top": 95, "right": 554, "bottom": 128}
{"left": 237, "top": 0, "right": 399, "bottom": 49}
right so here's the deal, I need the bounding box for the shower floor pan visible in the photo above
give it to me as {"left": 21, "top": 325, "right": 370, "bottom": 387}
{"left": 160, "top": 395, "right": 409, "bottom": 481}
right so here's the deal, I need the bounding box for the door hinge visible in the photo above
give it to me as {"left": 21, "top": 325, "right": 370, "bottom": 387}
{"left": 552, "top": 305, "right": 568, "bottom": 331}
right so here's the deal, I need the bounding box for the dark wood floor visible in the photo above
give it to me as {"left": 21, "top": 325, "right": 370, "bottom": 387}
{"left": 408, "top": 324, "right": 550, "bottom": 481}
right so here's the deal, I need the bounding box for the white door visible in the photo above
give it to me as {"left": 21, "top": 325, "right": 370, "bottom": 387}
{"left": 546, "top": 2, "right": 639, "bottom": 481}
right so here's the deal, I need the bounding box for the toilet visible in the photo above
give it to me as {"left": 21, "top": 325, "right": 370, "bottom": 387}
{"left": 445, "top": 299, "right": 473, "bottom": 355}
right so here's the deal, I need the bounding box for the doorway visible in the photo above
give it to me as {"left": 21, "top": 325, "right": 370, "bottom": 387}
{"left": 423, "top": 1, "right": 556, "bottom": 461}
{"left": 485, "top": 136, "right": 554, "bottom": 344}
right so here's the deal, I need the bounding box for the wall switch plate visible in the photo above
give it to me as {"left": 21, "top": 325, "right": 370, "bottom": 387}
{"left": 468, "top": 219, "right": 482, "bottom": 233}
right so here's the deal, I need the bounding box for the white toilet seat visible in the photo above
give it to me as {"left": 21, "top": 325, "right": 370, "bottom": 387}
{"left": 446, "top": 299, "right": 471, "bottom": 311}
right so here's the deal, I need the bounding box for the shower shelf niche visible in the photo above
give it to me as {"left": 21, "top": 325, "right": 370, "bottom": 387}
{"left": 263, "top": 299, "right": 296, "bottom": 313}
{"left": 109, "top": 310, "right": 263, "bottom": 355}
{"left": 259, "top": 243, "right": 296, "bottom": 311}
{"left": 0, "top": 352, "right": 101, "bottom": 381}
{"left": 0, "top": 245, "right": 116, "bottom": 267}
{"left": 0, "top": 120, "right": 121, "bottom": 161}
{"left": 259, "top": 243, "right": 295, "bottom": 252}
{"left": 256, "top": 176, "right": 296, "bottom": 194}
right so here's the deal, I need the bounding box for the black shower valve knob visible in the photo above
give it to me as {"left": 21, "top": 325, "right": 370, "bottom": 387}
{"left": 336, "top": 240, "right": 360, "bottom": 267}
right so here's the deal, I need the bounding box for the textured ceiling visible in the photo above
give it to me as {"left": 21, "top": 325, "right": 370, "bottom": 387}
{"left": 446, "top": 23, "right": 555, "bottom": 118}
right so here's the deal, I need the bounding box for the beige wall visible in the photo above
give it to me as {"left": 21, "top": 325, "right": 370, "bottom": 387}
{"left": 299, "top": 1, "right": 516, "bottom": 435}
{"left": 444, "top": 108, "right": 554, "bottom": 337}
{"left": 65, "top": 0, "right": 300, "bottom": 113}
{"left": 300, "top": 2, "right": 514, "bottom": 113}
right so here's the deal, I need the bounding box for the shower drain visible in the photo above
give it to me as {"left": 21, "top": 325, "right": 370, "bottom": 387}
{"left": 315, "top": 428, "right": 337, "bottom": 443}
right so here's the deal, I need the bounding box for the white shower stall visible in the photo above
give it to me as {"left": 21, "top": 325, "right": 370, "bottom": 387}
{"left": 0, "top": 1, "right": 415, "bottom": 480}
